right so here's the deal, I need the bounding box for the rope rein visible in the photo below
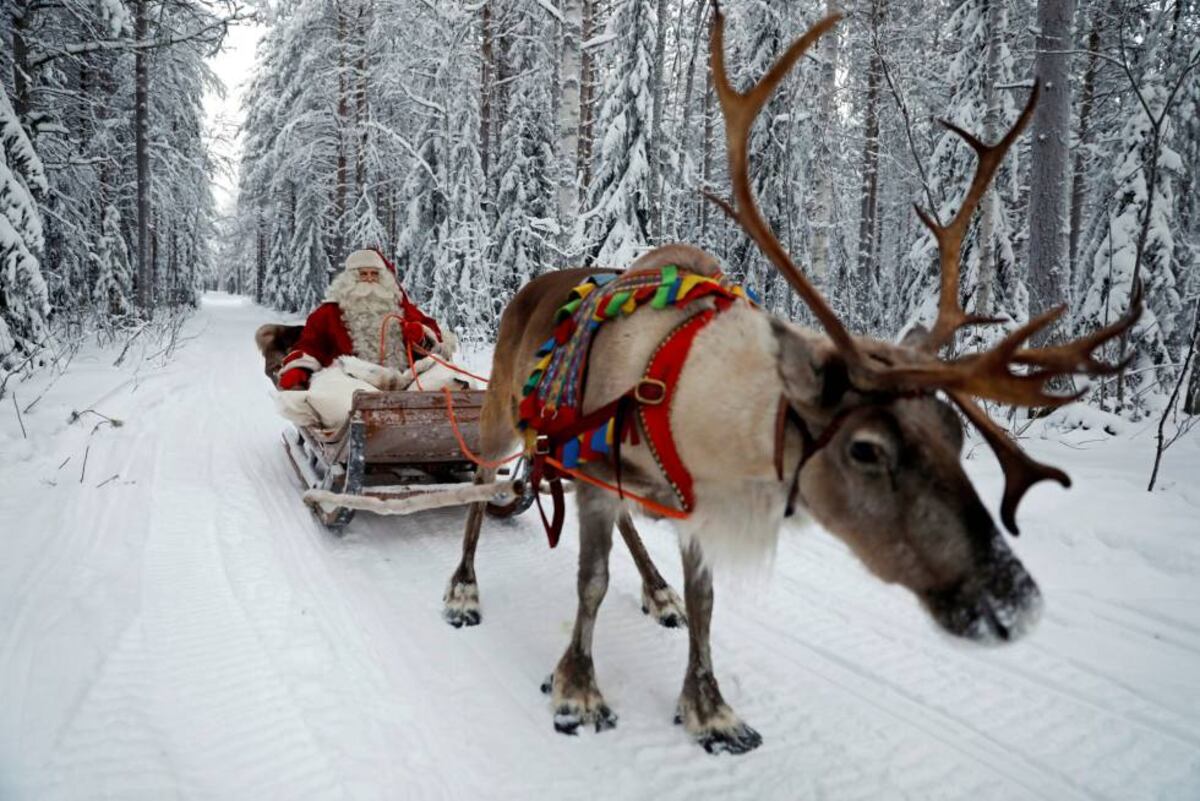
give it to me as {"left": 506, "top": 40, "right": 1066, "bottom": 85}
{"left": 376, "top": 314, "right": 688, "bottom": 518}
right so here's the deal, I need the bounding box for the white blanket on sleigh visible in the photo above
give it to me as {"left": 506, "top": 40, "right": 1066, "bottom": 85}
{"left": 274, "top": 353, "right": 476, "bottom": 430}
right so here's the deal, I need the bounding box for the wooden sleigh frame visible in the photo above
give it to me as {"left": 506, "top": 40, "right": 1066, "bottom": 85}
{"left": 283, "top": 388, "right": 533, "bottom": 530}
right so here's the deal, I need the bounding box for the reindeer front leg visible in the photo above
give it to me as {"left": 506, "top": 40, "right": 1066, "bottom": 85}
{"left": 542, "top": 484, "right": 619, "bottom": 734}
{"left": 676, "top": 539, "right": 763, "bottom": 754}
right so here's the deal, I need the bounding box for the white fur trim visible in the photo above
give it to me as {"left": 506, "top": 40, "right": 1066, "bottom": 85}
{"left": 344, "top": 249, "right": 387, "bottom": 271}
{"left": 283, "top": 353, "right": 321, "bottom": 373}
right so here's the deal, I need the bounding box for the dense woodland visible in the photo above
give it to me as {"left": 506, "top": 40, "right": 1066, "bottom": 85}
{"left": 2, "top": 0, "right": 1199, "bottom": 422}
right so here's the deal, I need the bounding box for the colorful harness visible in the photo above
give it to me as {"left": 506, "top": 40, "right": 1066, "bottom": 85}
{"left": 519, "top": 265, "right": 757, "bottom": 546}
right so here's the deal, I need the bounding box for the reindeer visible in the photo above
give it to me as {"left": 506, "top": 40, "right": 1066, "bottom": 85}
{"left": 443, "top": 8, "right": 1140, "bottom": 755}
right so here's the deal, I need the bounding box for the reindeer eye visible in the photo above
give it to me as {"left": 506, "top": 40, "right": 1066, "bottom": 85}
{"left": 849, "top": 439, "right": 884, "bottom": 466}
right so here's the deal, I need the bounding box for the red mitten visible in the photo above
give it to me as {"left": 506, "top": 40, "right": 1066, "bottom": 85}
{"left": 402, "top": 321, "right": 428, "bottom": 349}
{"left": 279, "top": 367, "right": 310, "bottom": 390}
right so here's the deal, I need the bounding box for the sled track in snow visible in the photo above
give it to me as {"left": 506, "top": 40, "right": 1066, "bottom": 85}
{"left": 1, "top": 295, "right": 1199, "bottom": 800}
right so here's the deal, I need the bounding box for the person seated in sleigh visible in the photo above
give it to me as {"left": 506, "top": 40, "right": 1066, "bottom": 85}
{"left": 259, "top": 248, "right": 471, "bottom": 429}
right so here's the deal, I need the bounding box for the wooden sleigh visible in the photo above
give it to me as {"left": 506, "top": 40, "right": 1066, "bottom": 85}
{"left": 283, "top": 388, "right": 534, "bottom": 531}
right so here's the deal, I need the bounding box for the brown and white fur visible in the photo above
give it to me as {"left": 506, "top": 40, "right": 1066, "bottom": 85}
{"left": 444, "top": 243, "right": 1041, "bottom": 754}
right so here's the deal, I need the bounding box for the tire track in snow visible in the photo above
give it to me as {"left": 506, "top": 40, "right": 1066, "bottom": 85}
{"left": 29, "top": 306, "right": 349, "bottom": 799}
{"left": 9, "top": 296, "right": 1197, "bottom": 801}
{"left": 772, "top": 531, "right": 1200, "bottom": 754}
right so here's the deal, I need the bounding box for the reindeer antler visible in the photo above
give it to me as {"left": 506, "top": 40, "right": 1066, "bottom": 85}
{"left": 706, "top": 8, "right": 857, "bottom": 361}
{"left": 707, "top": 6, "right": 1143, "bottom": 535}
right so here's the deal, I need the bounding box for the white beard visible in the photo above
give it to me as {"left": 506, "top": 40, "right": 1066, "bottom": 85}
{"left": 325, "top": 270, "right": 408, "bottom": 369}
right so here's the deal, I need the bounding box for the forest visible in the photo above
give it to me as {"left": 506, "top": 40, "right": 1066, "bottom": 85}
{"left": 2, "top": 0, "right": 1199, "bottom": 423}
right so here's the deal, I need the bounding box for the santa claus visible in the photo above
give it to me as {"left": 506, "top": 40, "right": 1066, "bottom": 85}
{"left": 279, "top": 248, "right": 443, "bottom": 390}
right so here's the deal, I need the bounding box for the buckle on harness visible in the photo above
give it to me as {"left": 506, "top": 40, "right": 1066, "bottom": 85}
{"left": 534, "top": 435, "right": 552, "bottom": 456}
{"left": 635, "top": 378, "right": 667, "bottom": 405}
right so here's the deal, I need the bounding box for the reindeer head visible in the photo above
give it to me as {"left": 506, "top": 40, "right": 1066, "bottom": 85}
{"left": 708, "top": 8, "right": 1140, "bottom": 643}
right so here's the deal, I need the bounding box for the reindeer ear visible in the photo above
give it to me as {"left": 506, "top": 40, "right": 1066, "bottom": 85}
{"left": 772, "top": 319, "right": 850, "bottom": 410}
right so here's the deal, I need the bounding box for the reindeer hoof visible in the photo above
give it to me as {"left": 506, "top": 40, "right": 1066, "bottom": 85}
{"left": 554, "top": 703, "right": 618, "bottom": 735}
{"left": 444, "top": 608, "right": 481, "bottom": 628}
{"left": 677, "top": 701, "right": 763, "bottom": 755}
{"left": 443, "top": 579, "right": 481, "bottom": 628}
{"left": 697, "top": 722, "right": 763, "bottom": 755}
{"left": 545, "top": 672, "right": 617, "bottom": 734}
{"left": 641, "top": 585, "right": 688, "bottom": 629}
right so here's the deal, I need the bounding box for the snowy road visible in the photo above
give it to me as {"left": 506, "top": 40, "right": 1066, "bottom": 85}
{"left": 2, "top": 294, "right": 1199, "bottom": 800}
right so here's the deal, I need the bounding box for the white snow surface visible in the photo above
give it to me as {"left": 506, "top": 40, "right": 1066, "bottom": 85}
{"left": 2, "top": 293, "right": 1199, "bottom": 800}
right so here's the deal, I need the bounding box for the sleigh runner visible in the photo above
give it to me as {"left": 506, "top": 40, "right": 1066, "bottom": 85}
{"left": 283, "top": 387, "right": 534, "bottom": 530}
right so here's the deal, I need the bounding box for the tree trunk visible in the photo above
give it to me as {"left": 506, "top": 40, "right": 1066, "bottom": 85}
{"left": 255, "top": 207, "right": 266, "bottom": 302}
{"left": 700, "top": 57, "right": 713, "bottom": 235}
{"left": 1186, "top": 324, "right": 1200, "bottom": 414}
{"left": 10, "top": 0, "right": 32, "bottom": 120}
{"left": 135, "top": 0, "right": 152, "bottom": 311}
{"left": 354, "top": 1, "right": 370, "bottom": 194}
{"left": 480, "top": 1, "right": 493, "bottom": 187}
{"left": 333, "top": 2, "right": 349, "bottom": 261}
{"left": 679, "top": 0, "right": 709, "bottom": 235}
{"left": 810, "top": 0, "right": 839, "bottom": 286}
{"left": 1069, "top": 15, "right": 1101, "bottom": 277}
{"left": 857, "top": 0, "right": 884, "bottom": 316}
{"left": 558, "top": 0, "right": 582, "bottom": 243}
{"left": 649, "top": 0, "right": 667, "bottom": 240}
{"left": 577, "top": 0, "right": 597, "bottom": 199}
{"left": 974, "top": 0, "right": 1005, "bottom": 318}
{"left": 1027, "top": 0, "right": 1075, "bottom": 344}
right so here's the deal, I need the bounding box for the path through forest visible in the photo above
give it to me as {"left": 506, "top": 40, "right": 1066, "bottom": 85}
{"left": 1, "top": 294, "right": 1198, "bottom": 800}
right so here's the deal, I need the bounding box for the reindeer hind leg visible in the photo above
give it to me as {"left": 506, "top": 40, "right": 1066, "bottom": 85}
{"left": 443, "top": 384, "right": 513, "bottom": 628}
{"left": 616, "top": 511, "right": 687, "bottom": 629}
{"left": 442, "top": 468, "right": 492, "bottom": 628}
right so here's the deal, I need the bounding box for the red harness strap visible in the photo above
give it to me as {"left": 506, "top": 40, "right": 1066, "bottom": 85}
{"left": 635, "top": 308, "right": 716, "bottom": 513}
{"left": 529, "top": 307, "right": 721, "bottom": 547}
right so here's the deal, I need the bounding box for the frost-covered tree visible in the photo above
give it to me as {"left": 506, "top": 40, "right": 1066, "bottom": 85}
{"left": 491, "top": 1, "right": 558, "bottom": 290}
{"left": 579, "top": 0, "right": 657, "bottom": 265}
{"left": 901, "top": 0, "right": 1028, "bottom": 349}
{"left": 287, "top": 190, "right": 331, "bottom": 313}
{"left": 0, "top": 88, "right": 50, "bottom": 370}
{"left": 1077, "top": 78, "right": 1183, "bottom": 403}
{"left": 91, "top": 204, "right": 133, "bottom": 319}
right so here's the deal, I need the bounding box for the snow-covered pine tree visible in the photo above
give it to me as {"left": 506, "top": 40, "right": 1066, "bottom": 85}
{"left": 347, "top": 188, "right": 388, "bottom": 257}
{"left": 433, "top": 5, "right": 491, "bottom": 338}
{"left": 900, "top": 0, "right": 1027, "bottom": 350}
{"left": 394, "top": 131, "right": 446, "bottom": 301}
{"left": 578, "top": 0, "right": 658, "bottom": 266}
{"left": 720, "top": 0, "right": 810, "bottom": 317}
{"left": 288, "top": 190, "right": 331, "bottom": 313}
{"left": 490, "top": 1, "right": 558, "bottom": 292}
{"left": 0, "top": 88, "right": 51, "bottom": 371}
{"left": 91, "top": 204, "right": 134, "bottom": 320}
{"left": 1077, "top": 78, "right": 1183, "bottom": 408}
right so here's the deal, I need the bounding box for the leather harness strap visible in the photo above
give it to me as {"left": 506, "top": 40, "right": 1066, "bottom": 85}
{"left": 776, "top": 384, "right": 936, "bottom": 517}
{"left": 774, "top": 401, "right": 862, "bottom": 518}
{"left": 530, "top": 308, "right": 719, "bottom": 547}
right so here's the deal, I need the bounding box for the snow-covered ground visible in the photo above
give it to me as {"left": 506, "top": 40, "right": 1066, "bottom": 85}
{"left": 2, "top": 293, "right": 1199, "bottom": 800}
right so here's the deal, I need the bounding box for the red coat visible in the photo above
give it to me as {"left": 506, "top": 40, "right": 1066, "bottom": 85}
{"left": 280, "top": 303, "right": 358, "bottom": 374}
{"left": 280, "top": 295, "right": 443, "bottom": 379}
